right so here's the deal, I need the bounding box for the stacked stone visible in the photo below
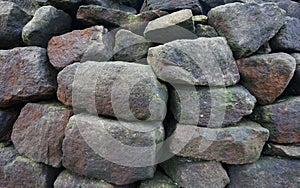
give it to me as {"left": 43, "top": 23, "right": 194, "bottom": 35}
{"left": 0, "top": 0, "right": 300, "bottom": 187}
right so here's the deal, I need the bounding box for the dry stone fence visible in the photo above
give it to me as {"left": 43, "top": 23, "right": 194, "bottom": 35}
{"left": 0, "top": 0, "right": 300, "bottom": 187}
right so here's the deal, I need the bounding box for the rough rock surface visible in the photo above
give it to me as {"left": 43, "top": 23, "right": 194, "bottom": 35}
{"left": 270, "top": 17, "right": 300, "bottom": 52}
{"left": 237, "top": 53, "right": 296, "bottom": 105}
{"left": 195, "top": 24, "right": 218, "bottom": 37}
{"left": 251, "top": 96, "right": 300, "bottom": 144}
{"left": 169, "top": 120, "right": 269, "bottom": 164}
{"left": 47, "top": 26, "right": 111, "bottom": 70}
{"left": 33, "top": 0, "right": 82, "bottom": 11}
{"left": 62, "top": 113, "right": 164, "bottom": 185}
{"left": 274, "top": 0, "right": 300, "bottom": 19}
{"left": 11, "top": 102, "right": 73, "bottom": 168}
{"left": 0, "top": 146, "right": 61, "bottom": 187}
{"left": 148, "top": 37, "right": 240, "bottom": 86}
{"left": 0, "top": 1, "right": 31, "bottom": 49}
{"left": 170, "top": 86, "right": 256, "bottom": 127}
{"left": 0, "top": 47, "right": 57, "bottom": 107}
{"left": 160, "top": 157, "right": 230, "bottom": 188}
{"left": 22, "top": 6, "right": 72, "bottom": 47}
{"left": 263, "top": 143, "right": 300, "bottom": 159}
{"left": 208, "top": 2, "right": 286, "bottom": 58}
{"left": 140, "top": 171, "right": 178, "bottom": 188}
{"left": 0, "top": 109, "right": 19, "bottom": 141}
{"left": 144, "top": 9, "right": 196, "bottom": 43}
{"left": 84, "top": 0, "right": 138, "bottom": 13}
{"left": 227, "top": 156, "right": 300, "bottom": 188}
{"left": 113, "top": 29, "right": 152, "bottom": 62}
{"left": 57, "top": 61, "right": 168, "bottom": 121}
{"left": 2, "top": 0, "right": 37, "bottom": 15}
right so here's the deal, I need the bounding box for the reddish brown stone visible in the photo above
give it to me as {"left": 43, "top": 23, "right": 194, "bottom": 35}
{"left": 237, "top": 53, "right": 296, "bottom": 105}
{"left": 0, "top": 109, "right": 19, "bottom": 142}
{"left": 11, "top": 102, "right": 73, "bottom": 167}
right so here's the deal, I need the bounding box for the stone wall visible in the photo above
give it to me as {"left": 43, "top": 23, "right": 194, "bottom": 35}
{"left": 0, "top": 0, "right": 299, "bottom": 187}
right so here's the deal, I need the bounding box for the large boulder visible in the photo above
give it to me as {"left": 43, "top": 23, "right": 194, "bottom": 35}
{"left": 148, "top": 37, "right": 240, "bottom": 86}
{"left": 0, "top": 1, "right": 31, "bottom": 49}
{"left": 62, "top": 113, "right": 164, "bottom": 185}
{"left": 208, "top": 2, "right": 286, "bottom": 58}
{"left": 169, "top": 120, "right": 269, "bottom": 164}
{"left": 0, "top": 109, "right": 19, "bottom": 141}
{"left": 11, "top": 102, "right": 73, "bottom": 168}
{"left": 251, "top": 96, "right": 300, "bottom": 144}
{"left": 160, "top": 157, "right": 230, "bottom": 188}
{"left": 236, "top": 53, "right": 296, "bottom": 105}
{"left": 227, "top": 157, "right": 300, "bottom": 188}
{"left": 0, "top": 47, "right": 57, "bottom": 107}
{"left": 170, "top": 86, "right": 256, "bottom": 127}
{"left": 22, "top": 6, "right": 72, "bottom": 47}
{"left": 57, "top": 61, "right": 168, "bottom": 121}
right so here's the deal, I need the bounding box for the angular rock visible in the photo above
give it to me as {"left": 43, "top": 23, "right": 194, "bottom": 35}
{"left": 274, "top": 0, "right": 300, "bottom": 19}
{"left": 169, "top": 120, "right": 269, "bottom": 164}
{"left": 57, "top": 61, "right": 168, "bottom": 121}
{"left": 227, "top": 157, "right": 300, "bottom": 188}
{"left": 0, "top": 47, "right": 57, "bottom": 107}
{"left": 113, "top": 29, "right": 152, "bottom": 62}
{"left": 148, "top": 37, "right": 240, "bottom": 86}
{"left": 282, "top": 53, "right": 300, "bottom": 96}
{"left": 250, "top": 96, "right": 300, "bottom": 144}
{"left": 237, "top": 53, "right": 296, "bottom": 105}
{"left": 47, "top": 26, "right": 111, "bottom": 70}
{"left": 140, "top": 0, "right": 204, "bottom": 14}
{"left": 22, "top": 6, "right": 72, "bottom": 47}
{"left": 195, "top": 24, "right": 219, "bottom": 37}
{"left": 170, "top": 85, "right": 256, "bottom": 127}
{"left": 2, "top": 0, "right": 37, "bottom": 15}
{"left": 270, "top": 17, "right": 300, "bottom": 52}
{"left": 62, "top": 113, "right": 164, "bottom": 185}
{"left": 0, "top": 1, "right": 31, "bottom": 49}
{"left": 54, "top": 170, "right": 115, "bottom": 188}
{"left": 0, "top": 146, "right": 61, "bottom": 187}
{"left": 11, "top": 102, "right": 73, "bottom": 168}
{"left": 0, "top": 109, "right": 19, "bottom": 141}
{"left": 140, "top": 171, "right": 178, "bottom": 188}
{"left": 160, "top": 157, "right": 230, "bottom": 188}
{"left": 208, "top": 2, "right": 286, "bottom": 58}
{"left": 263, "top": 143, "right": 300, "bottom": 159}
{"left": 144, "top": 9, "right": 196, "bottom": 43}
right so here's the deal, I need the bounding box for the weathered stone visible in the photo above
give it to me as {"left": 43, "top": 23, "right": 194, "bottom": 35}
{"left": 251, "top": 97, "right": 300, "bottom": 144}
{"left": 270, "top": 17, "right": 300, "bottom": 52}
{"left": 208, "top": 2, "right": 286, "bottom": 58}
{"left": 237, "top": 53, "right": 296, "bottom": 105}
{"left": 22, "top": 6, "right": 72, "bottom": 47}
{"left": 0, "top": 1, "right": 31, "bottom": 49}
{"left": 140, "top": 0, "right": 204, "bottom": 14}
{"left": 192, "top": 15, "right": 208, "bottom": 24}
{"left": 54, "top": 170, "right": 115, "bottom": 188}
{"left": 2, "top": 0, "right": 37, "bottom": 15}
{"left": 274, "top": 0, "right": 300, "bottom": 19}
{"left": 227, "top": 156, "right": 300, "bottom": 188}
{"left": 84, "top": 0, "right": 138, "bottom": 13}
{"left": 11, "top": 102, "right": 73, "bottom": 168}
{"left": 0, "top": 47, "right": 57, "bottom": 108}
{"left": 148, "top": 37, "right": 240, "bottom": 86}
{"left": 140, "top": 171, "right": 178, "bottom": 188}
{"left": 33, "top": 0, "right": 82, "bottom": 11}
{"left": 47, "top": 26, "right": 111, "bottom": 70}
{"left": 160, "top": 157, "right": 230, "bottom": 188}
{"left": 113, "top": 29, "right": 152, "bottom": 62}
{"left": 282, "top": 53, "right": 300, "bottom": 96}
{"left": 170, "top": 85, "right": 256, "bottom": 127}
{"left": 195, "top": 24, "right": 218, "bottom": 37}
{"left": 263, "top": 143, "right": 300, "bottom": 159}
{"left": 62, "top": 113, "right": 164, "bottom": 185}
{"left": 0, "top": 146, "right": 61, "bottom": 187}
{"left": 169, "top": 120, "right": 269, "bottom": 164}
{"left": 144, "top": 9, "right": 195, "bottom": 43}
{"left": 0, "top": 109, "right": 19, "bottom": 141}
{"left": 57, "top": 61, "right": 168, "bottom": 121}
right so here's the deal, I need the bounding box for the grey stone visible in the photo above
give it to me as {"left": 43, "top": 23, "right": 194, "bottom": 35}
{"left": 208, "top": 2, "right": 286, "bottom": 58}
{"left": 195, "top": 24, "right": 219, "bottom": 37}
{"left": 0, "top": 1, "right": 31, "bottom": 49}
{"left": 84, "top": 0, "right": 137, "bottom": 13}
{"left": 62, "top": 113, "right": 164, "bottom": 185}
{"left": 0, "top": 109, "right": 19, "bottom": 141}
{"left": 160, "top": 157, "right": 230, "bottom": 188}
{"left": 274, "top": 0, "right": 300, "bottom": 19}
{"left": 170, "top": 85, "right": 256, "bottom": 126}
{"left": 22, "top": 6, "right": 72, "bottom": 47}
{"left": 263, "top": 143, "right": 300, "bottom": 159}
{"left": 148, "top": 37, "right": 240, "bottom": 86}
{"left": 2, "top": 0, "right": 37, "bottom": 15}
{"left": 227, "top": 156, "right": 300, "bottom": 188}
{"left": 0, "top": 47, "right": 57, "bottom": 107}
{"left": 140, "top": 171, "right": 178, "bottom": 188}
{"left": 33, "top": 0, "right": 83, "bottom": 11}
{"left": 169, "top": 120, "right": 269, "bottom": 164}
